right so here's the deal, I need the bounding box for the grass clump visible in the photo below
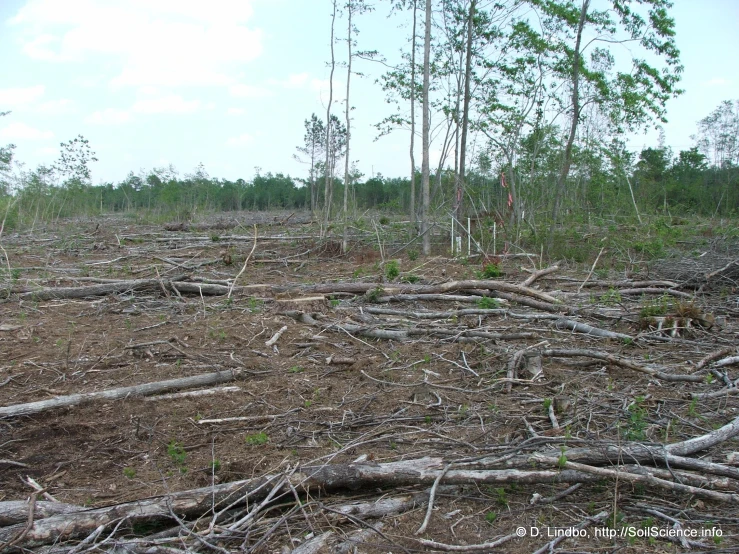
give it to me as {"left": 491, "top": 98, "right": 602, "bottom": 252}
{"left": 245, "top": 432, "right": 269, "bottom": 446}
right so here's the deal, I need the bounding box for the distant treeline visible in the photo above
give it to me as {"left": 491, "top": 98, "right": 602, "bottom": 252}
{"left": 1, "top": 142, "right": 737, "bottom": 229}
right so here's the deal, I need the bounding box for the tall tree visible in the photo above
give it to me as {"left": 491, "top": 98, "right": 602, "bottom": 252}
{"left": 324, "top": 0, "right": 338, "bottom": 228}
{"left": 409, "top": 0, "right": 418, "bottom": 226}
{"left": 294, "top": 114, "right": 326, "bottom": 212}
{"left": 529, "top": 0, "right": 684, "bottom": 244}
{"left": 453, "top": 0, "right": 476, "bottom": 227}
{"left": 54, "top": 135, "right": 98, "bottom": 188}
{"left": 421, "top": 0, "right": 432, "bottom": 255}
{"left": 342, "top": 0, "right": 374, "bottom": 252}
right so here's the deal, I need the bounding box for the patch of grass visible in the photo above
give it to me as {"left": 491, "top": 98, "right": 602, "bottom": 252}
{"left": 366, "top": 286, "right": 384, "bottom": 303}
{"left": 477, "top": 296, "right": 500, "bottom": 309}
{"left": 639, "top": 294, "right": 671, "bottom": 318}
{"left": 600, "top": 288, "right": 622, "bottom": 306}
{"left": 167, "top": 440, "right": 187, "bottom": 467}
{"left": 210, "top": 460, "right": 221, "bottom": 472}
{"left": 247, "top": 297, "right": 263, "bottom": 313}
{"left": 123, "top": 467, "right": 136, "bottom": 479}
{"left": 385, "top": 260, "right": 400, "bottom": 280}
{"left": 288, "top": 365, "right": 304, "bottom": 373}
{"left": 478, "top": 263, "right": 503, "bottom": 279}
{"left": 379, "top": 216, "right": 390, "bottom": 225}
{"left": 623, "top": 396, "right": 648, "bottom": 440}
{"left": 400, "top": 274, "right": 420, "bottom": 283}
{"left": 245, "top": 432, "right": 269, "bottom": 446}
{"left": 485, "top": 511, "right": 497, "bottom": 524}
{"left": 407, "top": 249, "right": 419, "bottom": 261}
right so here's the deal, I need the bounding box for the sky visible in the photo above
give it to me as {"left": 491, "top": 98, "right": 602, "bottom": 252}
{"left": 0, "top": 0, "right": 737, "bottom": 186}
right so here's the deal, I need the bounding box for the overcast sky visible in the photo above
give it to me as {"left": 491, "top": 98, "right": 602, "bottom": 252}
{"left": 0, "top": 0, "right": 737, "bottom": 185}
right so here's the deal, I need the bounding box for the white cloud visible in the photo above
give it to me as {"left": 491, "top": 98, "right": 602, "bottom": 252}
{"left": 269, "top": 73, "right": 310, "bottom": 89}
{"left": 229, "top": 84, "right": 270, "bottom": 98}
{"left": 0, "top": 122, "right": 54, "bottom": 140}
{"left": 132, "top": 95, "right": 200, "bottom": 114}
{"left": 227, "top": 107, "right": 246, "bottom": 116}
{"left": 85, "top": 108, "right": 131, "bottom": 125}
{"left": 226, "top": 133, "right": 254, "bottom": 147}
{"left": 37, "top": 99, "right": 75, "bottom": 114}
{"left": 0, "top": 85, "right": 45, "bottom": 107}
{"left": 35, "top": 146, "right": 58, "bottom": 156}
{"left": 10, "top": 0, "right": 263, "bottom": 88}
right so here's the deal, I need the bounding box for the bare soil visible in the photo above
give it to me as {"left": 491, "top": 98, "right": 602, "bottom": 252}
{"left": 1, "top": 212, "right": 738, "bottom": 553}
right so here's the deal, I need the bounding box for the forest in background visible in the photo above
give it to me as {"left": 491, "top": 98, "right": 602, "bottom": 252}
{"left": 1, "top": 0, "right": 738, "bottom": 255}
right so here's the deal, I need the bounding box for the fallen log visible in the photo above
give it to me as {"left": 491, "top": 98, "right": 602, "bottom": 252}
{"left": 553, "top": 318, "right": 634, "bottom": 341}
{"left": 19, "top": 278, "right": 168, "bottom": 301}
{"left": 4, "top": 449, "right": 738, "bottom": 551}
{"left": 0, "top": 369, "right": 239, "bottom": 418}
{"left": 536, "top": 348, "right": 703, "bottom": 383}
{"left": 300, "top": 280, "right": 560, "bottom": 304}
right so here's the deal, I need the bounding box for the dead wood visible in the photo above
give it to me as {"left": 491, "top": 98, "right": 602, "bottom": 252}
{"left": 521, "top": 264, "right": 559, "bottom": 286}
{"left": 553, "top": 318, "right": 634, "bottom": 341}
{"left": 281, "top": 310, "right": 534, "bottom": 342}
{"left": 301, "top": 279, "right": 560, "bottom": 303}
{"left": 0, "top": 370, "right": 239, "bottom": 418}
{"left": 535, "top": 348, "right": 703, "bottom": 382}
{"left": 19, "top": 277, "right": 183, "bottom": 301}
{"left": 0, "top": 501, "right": 82, "bottom": 526}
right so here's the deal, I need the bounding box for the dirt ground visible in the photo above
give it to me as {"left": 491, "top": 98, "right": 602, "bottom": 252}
{"left": 1, "top": 212, "right": 738, "bottom": 553}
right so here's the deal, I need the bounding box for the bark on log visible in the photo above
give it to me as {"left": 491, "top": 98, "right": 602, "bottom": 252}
{"left": 0, "top": 370, "right": 239, "bottom": 418}
{"left": 20, "top": 278, "right": 167, "bottom": 301}
{"left": 301, "top": 280, "right": 559, "bottom": 304}
{"left": 538, "top": 348, "right": 703, "bottom": 382}
{"left": 553, "top": 318, "right": 633, "bottom": 341}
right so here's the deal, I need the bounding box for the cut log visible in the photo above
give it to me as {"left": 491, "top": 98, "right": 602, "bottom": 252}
{"left": 0, "top": 370, "right": 239, "bottom": 418}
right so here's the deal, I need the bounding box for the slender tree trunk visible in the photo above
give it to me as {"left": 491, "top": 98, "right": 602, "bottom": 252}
{"left": 409, "top": 0, "right": 418, "bottom": 227}
{"left": 455, "top": 0, "right": 475, "bottom": 228}
{"left": 324, "top": 0, "right": 337, "bottom": 230}
{"left": 421, "top": 0, "right": 432, "bottom": 255}
{"left": 310, "top": 140, "right": 317, "bottom": 213}
{"left": 548, "top": 0, "right": 589, "bottom": 249}
{"left": 342, "top": 4, "right": 353, "bottom": 253}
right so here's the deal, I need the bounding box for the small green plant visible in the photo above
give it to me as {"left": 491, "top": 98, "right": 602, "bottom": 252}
{"left": 705, "top": 373, "right": 714, "bottom": 384}
{"left": 407, "top": 249, "right": 419, "bottom": 261}
{"left": 366, "top": 286, "right": 384, "bottom": 303}
{"left": 330, "top": 299, "right": 340, "bottom": 307}
{"left": 624, "top": 396, "right": 648, "bottom": 440}
{"left": 385, "top": 260, "right": 400, "bottom": 280}
{"left": 600, "top": 288, "right": 622, "bottom": 305}
{"left": 423, "top": 353, "right": 431, "bottom": 364}
{"left": 124, "top": 318, "right": 132, "bottom": 330}
{"left": 379, "top": 216, "right": 390, "bottom": 225}
{"left": 688, "top": 398, "right": 699, "bottom": 417}
{"left": 389, "top": 440, "right": 398, "bottom": 450}
{"left": 210, "top": 234, "right": 221, "bottom": 242}
{"left": 304, "top": 400, "right": 312, "bottom": 408}
{"left": 247, "top": 297, "right": 263, "bottom": 313}
{"left": 543, "top": 398, "right": 552, "bottom": 412}
{"left": 557, "top": 446, "right": 568, "bottom": 469}
{"left": 400, "top": 274, "right": 420, "bottom": 283}
{"left": 167, "top": 441, "right": 187, "bottom": 467}
{"left": 479, "top": 263, "right": 502, "bottom": 279}
{"left": 424, "top": 415, "right": 432, "bottom": 424}
{"left": 477, "top": 297, "right": 500, "bottom": 309}
{"left": 639, "top": 294, "right": 671, "bottom": 318}
{"left": 485, "top": 511, "right": 497, "bottom": 524}
{"left": 245, "top": 432, "right": 269, "bottom": 446}
{"left": 289, "top": 365, "right": 304, "bottom": 373}
{"left": 123, "top": 467, "right": 136, "bottom": 479}
{"left": 493, "top": 487, "right": 508, "bottom": 506}
{"left": 210, "top": 460, "right": 221, "bottom": 472}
